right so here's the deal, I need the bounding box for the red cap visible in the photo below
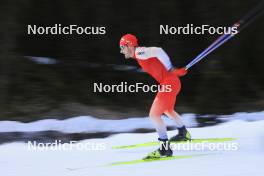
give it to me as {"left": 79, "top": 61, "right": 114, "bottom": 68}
{"left": 120, "top": 34, "right": 138, "bottom": 47}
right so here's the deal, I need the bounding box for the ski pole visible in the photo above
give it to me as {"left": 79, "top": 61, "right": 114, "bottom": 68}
{"left": 185, "top": 33, "right": 232, "bottom": 70}
{"left": 185, "top": 0, "right": 264, "bottom": 70}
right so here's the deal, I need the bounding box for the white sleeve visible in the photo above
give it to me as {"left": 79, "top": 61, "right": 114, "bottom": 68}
{"left": 135, "top": 47, "right": 173, "bottom": 71}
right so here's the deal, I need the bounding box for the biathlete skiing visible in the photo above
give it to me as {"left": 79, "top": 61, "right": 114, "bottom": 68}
{"left": 119, "top": 34, "right": 191, "bottom": 159}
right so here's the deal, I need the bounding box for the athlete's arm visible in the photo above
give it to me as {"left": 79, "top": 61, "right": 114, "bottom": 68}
{"left": 135, "top": 47, "right": 187, "bottom": 76}
{"left": 154, "top": 48, "right": 188, "bottom": 76}
{"left": 135, "top": 47, "right": 173, "bottom": 71}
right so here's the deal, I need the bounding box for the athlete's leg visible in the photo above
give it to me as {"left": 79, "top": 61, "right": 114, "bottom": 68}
{"left": 165, "top": 109, "right": 191, "bottom": 141}
{"left": 145, "top": 97, "right": 174, "bottom": 159}
{"left": 164, "top": 110, "right": 184, "bottom": 128}
{"left": 149, "top": 76, "right": 181, "bottom": 140}
{"left": 149, "top": 97, "right": 168, "bottom": 140}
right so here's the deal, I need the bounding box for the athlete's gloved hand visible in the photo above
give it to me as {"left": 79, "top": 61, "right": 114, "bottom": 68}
{"left": 175, "top": 67, "right": 187, "bottom": 77}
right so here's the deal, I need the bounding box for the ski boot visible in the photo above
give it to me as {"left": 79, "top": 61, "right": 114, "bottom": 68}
{"left": 170, "top": 126, "right": 191, "bottom": 142}
{"left": 143, "top": 138, "right": 173, "bottom": 160}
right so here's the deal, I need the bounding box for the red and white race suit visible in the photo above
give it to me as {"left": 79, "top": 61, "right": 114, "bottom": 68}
{"left": 133, "top": 47, "right": 182, "bottom": 116}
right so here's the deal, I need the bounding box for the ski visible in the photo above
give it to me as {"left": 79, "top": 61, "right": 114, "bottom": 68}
{"left": 109, "top": 154, "right": 210, "bottom": 166}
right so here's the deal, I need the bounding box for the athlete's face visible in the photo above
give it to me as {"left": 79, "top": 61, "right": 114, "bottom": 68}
{"left": 120, "top": 45, "right": 134, "bottom": 59}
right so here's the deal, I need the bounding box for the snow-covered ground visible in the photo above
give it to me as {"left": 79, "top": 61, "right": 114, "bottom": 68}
{"left": 1, "top": 111, "right": 264, "bottom": 134}
{"left": 0, "top": 117, "right": 264, "bottom": 176}
{"left": 0, "top": 114, "right": 197, "bottom": 133}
